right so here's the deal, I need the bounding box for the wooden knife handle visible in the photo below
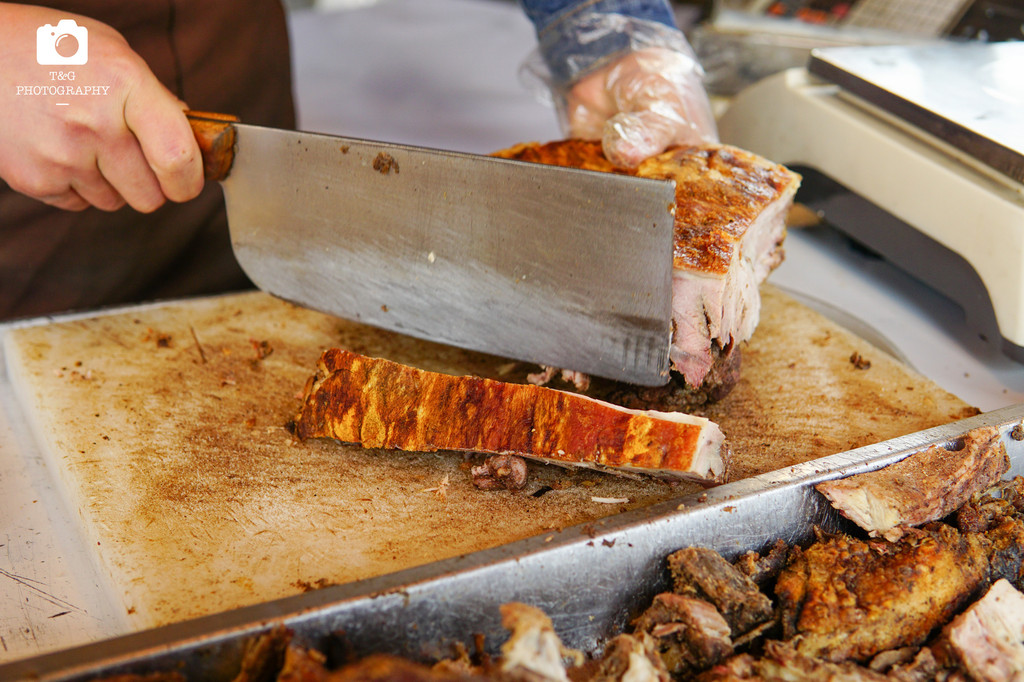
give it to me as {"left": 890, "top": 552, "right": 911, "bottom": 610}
{"left": 186, "top": 111, "right": 239, "bottom": 181}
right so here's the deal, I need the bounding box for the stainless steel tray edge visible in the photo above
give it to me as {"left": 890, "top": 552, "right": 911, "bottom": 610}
{"left": 6, "top": 403, "right": 1024, "bottom": 682}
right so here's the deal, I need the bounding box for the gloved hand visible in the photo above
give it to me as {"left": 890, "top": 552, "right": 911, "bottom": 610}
{"left": 564, "top": 46, "right": 718, "bottom": 168}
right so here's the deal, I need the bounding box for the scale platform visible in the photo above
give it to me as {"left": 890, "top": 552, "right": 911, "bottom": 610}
{"left": 718, "top": 42, "right": 1024, "bottom": 361}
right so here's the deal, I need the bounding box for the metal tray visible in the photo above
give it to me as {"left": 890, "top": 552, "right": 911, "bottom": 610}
{"left": 5, "top": 403, "right": 1024, "bottom": 682}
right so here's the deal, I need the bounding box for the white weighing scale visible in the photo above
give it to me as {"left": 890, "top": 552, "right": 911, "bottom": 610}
{"left": 718, "top": 41, "right": 1024, "bottom": 361}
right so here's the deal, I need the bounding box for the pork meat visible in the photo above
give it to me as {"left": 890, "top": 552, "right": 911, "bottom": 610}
{"left": 666, "top": 546, "right": 774, "bottom": 637}
{"left": 294, "top": 349, "right": 727, "bottom": 483}
{"left": 816, "top": 426, "right": 1010, "bottom": 541}
{"left": 494, "top": 140, "right": 800, "bottom": 396}
{"left": 632, "top": 593, "right": 734, "bottom": 674}
{"left": 774, "top": 525, "right": 990, "bottom": 663}
{"left": 933, "top": 578, "right": 1024, "bottom": 680}
{"left": 635, "top": 145, "right": 798, "bottom": 390}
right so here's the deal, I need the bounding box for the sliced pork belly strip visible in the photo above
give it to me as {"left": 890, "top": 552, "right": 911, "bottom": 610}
{"left": 294, "top": 349, "right": 726, "bottom": 482}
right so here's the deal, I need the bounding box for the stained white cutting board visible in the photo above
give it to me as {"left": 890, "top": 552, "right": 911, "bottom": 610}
{"left": 2, "top": 286, "right": 976, "bottom": 629}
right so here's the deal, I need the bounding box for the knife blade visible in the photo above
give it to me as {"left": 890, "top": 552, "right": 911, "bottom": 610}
{"left": 188, "top": 112, "right": 676, "bottom": 386}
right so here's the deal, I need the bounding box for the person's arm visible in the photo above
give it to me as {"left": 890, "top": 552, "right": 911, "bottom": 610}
{"left": 0, "top": 3, "right": 203, "bottom": 212}
{"left": 519, "top": 0, "right": 717, "bottom": 167}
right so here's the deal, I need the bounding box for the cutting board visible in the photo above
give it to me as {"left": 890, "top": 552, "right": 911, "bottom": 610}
{"left": 2, "top": 285, "right": 977, "bottom": 629}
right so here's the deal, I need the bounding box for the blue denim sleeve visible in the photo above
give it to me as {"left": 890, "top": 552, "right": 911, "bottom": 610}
{"left": 518, "top": 0, "right": 680, "bottom": 87}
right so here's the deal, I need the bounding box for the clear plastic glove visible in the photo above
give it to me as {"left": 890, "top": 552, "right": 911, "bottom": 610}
{"left": 565, "top": 46, "right": 718, "bottom": 168}
{"left": 0, "top": 4, "right": 203, "bottom": 212}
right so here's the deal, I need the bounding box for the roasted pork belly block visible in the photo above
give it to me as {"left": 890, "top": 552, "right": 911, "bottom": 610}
{"left": 294, "top": 349, "right": 727, "bottom": 483}
{"left": 636, "top": 146, "right": 799, "bottom": 388}
{"left": 495, "top": 141, "right": 800, "bottom": 391}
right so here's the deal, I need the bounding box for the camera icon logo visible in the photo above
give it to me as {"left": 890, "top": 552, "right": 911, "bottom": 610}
{"left": 37, "top": 19, "right": 88, "bottom": 65}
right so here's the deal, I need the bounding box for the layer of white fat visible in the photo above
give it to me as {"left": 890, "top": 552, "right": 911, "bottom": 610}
{"left": 500, "top": 620, "right": 571, "bottom": 682}
{"left": 512, "top": 393, "right": 726, "bottom": 482}
{"left": 816, "top": 486, "right": 902, "bottom": 538}
{"left": 668, "top": 184, "right": 795, "bottom": 388}
{"left": 622, "top": 648, "right": 663, "bottom": 682}
{"left": 947, "top": 579, "right": 1024, "bottom": 680}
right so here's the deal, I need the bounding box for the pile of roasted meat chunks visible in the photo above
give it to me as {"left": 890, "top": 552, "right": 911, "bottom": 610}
{"left": 113, "top": 470, "right": 1024, "bottom": 681}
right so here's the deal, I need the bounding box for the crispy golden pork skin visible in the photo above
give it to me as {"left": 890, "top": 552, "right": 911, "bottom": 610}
{"left": 638, "top": 146, "right": 798, "bottom": 389}
{"left": 294, "top": 349, "right": 726, "bottom": 482}
{"left": 495, "top": 140, "right": 800, "bottom": 394}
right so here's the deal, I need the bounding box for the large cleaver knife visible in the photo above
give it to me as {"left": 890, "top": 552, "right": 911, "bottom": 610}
{"left": 188, "top": 112, "right": 676, "bottom": 386}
